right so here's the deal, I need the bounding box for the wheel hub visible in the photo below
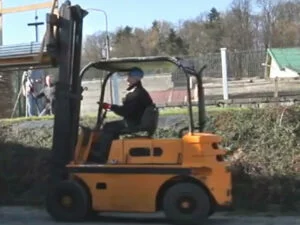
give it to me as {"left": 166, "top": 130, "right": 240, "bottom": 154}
{"left": 61, "top": 195, "right": 73, "bottom": 208}
{"left": 177, "top": 197, "right": 196, "bottom": 214}
{"left": 181, "top": 201, "right": 191, "bottom": 209}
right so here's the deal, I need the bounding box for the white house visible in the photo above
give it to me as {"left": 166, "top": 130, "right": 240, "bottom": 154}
{"left": 267, "top": 48, "right": 300, "bottom": 79}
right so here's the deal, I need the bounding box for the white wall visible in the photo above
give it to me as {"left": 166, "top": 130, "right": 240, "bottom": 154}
{"left": 269, "top": 59, "right": 299, "bottom": 78}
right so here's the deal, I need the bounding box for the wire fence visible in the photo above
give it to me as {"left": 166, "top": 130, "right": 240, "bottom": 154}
{"left": 80, "top": 49, "right": 267, "bottom": 81}
{"left": 186, "top": 52, "right": 222, "bottom": 78}
{"left": 186, "top": 49, "right": 266, "bottom": 79}
{"left": 227, "top": 49, "right": 266, "bottom": 79}
{"left": 0, "top": 71, "right": 15, "bottom": 118}
{"left": 3, "top": 47, "right": 300, "bottom": 118}
{"left": 79, "top": 48, "right": 300, "bottom": 114}
{"left": 0, "top": 42, "right": 267, "bottom": 78}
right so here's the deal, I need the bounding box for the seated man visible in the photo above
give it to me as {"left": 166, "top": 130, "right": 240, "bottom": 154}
{"left": 91, "top": 67, "right": 153, "bottom": 162}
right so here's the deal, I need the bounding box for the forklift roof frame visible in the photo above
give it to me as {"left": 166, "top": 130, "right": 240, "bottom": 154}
{"left": 78, "top": 56, "right": 207, "bottom": 134}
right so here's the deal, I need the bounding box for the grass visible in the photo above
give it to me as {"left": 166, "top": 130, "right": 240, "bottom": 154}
{"left": 0, "top": 115, "right": 54, "bottom": 124}
{"left": 0, "top": 106, "right": 255, "bottom": 129}
{"left": 2, "top": 106, "right": 251, "bottom": 123}
{"left": 159, "top": 106, "right": 252, "bottom": 115}
{"left": 0, "top": 106, "right": 256, "bottom": 125}
{"left": 0, "top": 106, "right": 250, "bottom": 132}
{"left": 79, "top": 106, "right": 252, "bottom": 118}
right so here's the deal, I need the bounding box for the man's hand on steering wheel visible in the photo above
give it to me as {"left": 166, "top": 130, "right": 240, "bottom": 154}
{"left": 102, "top": 102, "right": 111, "bottom": 110}
{"left": 97, "top": 101, "right": 111, "bottom": 110}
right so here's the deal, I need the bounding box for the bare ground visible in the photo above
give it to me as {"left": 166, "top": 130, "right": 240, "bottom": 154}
{"left": 0, "top": 207, "right": 299, "bottom": 225}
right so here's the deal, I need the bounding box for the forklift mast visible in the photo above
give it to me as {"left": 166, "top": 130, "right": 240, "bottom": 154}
{"left": 45, "top": 1, "right": 88, "bottom": 185}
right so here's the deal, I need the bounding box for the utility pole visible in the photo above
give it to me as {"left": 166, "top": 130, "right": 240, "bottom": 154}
{"left": 27, "top": 10, "right": 44, "bottom": 42}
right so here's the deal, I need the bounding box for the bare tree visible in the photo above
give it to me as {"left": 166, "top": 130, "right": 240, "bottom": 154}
{"left": 110, "top": 26, "right": 145, "bottom": 57}
{"left": 256, "top": 0, "right": 278, "bottom": 49}
{"left": 251, "top": 14, "right": 265, "bottom": 49}
{"left": 179, "top": 17, "right": 211, "bottom": 54}
{"left": 256, "top": 0, "right": 300, "bottom": 77}
{"left": 141, "top": 21, "right": 161, "bottom": 56}
{"left": 222, "top": 0, "right": 255, "bottom": 78}
{"left": 83, "top": 32, "right": 106, "bottom": 61}
{"left": 223, "top": 0, "right": 254, "bottom": 50}
{"left": 272, "top": 0, "right": 300, "bottom": 47}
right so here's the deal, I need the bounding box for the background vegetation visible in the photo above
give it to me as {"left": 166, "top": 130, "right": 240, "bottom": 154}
{"left": 83, "top": 0, "right": 300, "bottom": 60}
{"left": 5, "top": 0, "right": 300, "bottom": 118}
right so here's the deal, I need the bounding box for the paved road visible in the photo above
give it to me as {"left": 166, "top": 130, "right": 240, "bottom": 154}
{"left": 0, "top": 207, "right": 300, "bottom": 225}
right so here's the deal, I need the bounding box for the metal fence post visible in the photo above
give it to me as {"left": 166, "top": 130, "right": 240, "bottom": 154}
{"left": 112, "top": 73, "right": 120, "bottom": 105}
{"left": 221, "top": 47, "right": 229, "bottom": 100}
{"left": 274, "top": 76, "right": 279, "bottom": 98}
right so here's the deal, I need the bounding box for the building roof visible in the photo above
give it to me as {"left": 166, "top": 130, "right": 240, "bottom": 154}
{"left": 149, "top": 88, "right": 193, "bottom": 106}
{"left": 268, "top": 48, "right": 300, "bottom": 73}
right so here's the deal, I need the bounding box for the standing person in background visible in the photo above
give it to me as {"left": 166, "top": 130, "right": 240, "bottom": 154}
{"left": 22, "top": 67, "right": 37, "bottom": 116}
{"left": 21, "top": 67, "right": 45, "bottom": 116}
{"left": 35, "top": 75, "right": 56, "bottom": 116}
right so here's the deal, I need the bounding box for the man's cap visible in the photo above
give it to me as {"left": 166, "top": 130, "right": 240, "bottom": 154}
{"left": 128, "top": 67, "right": 144, "bottom": 79}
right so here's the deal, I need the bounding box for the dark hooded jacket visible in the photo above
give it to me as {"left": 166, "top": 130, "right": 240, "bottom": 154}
{"left": 36, "top": 84, "right": 56, "bottom": 113}
{"left": 110, "top": 81, "right": 153, "bottom": 126}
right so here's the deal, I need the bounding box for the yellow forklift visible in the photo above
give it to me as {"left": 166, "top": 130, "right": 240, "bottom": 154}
{"left": 44, "top": 1, "right": 232, "bottom": 225}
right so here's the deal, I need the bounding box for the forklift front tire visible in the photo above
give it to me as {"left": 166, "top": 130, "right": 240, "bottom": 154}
{"left": 46, "top": 180, "right": 89, "bottom": 222}
{"left": 163, "top": 183, "right": 210, "bottom": 225}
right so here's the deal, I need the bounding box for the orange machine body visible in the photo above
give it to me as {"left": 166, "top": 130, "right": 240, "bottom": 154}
{"left": 67, "top": 130, "right": 232, "bottom": 213}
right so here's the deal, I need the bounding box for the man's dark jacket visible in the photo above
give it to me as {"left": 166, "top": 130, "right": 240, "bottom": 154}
{"left": 110, "top": 81, "right": 153, "bottom": 126}
{"left": 36, "top": 84, "right": 56, "bottom": 112}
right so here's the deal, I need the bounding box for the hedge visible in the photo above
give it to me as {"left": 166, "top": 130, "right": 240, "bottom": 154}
{"left": 0, "top": 106, "right": 300, "bottom": 212}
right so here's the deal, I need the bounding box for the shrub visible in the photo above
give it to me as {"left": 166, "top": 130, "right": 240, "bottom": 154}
{"left": 0, "top": 107, "right": 300, "bottom": 212}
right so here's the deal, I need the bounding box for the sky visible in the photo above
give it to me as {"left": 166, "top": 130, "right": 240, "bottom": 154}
{"left": 2, "top": 0, "right": 240, "bottom": 45}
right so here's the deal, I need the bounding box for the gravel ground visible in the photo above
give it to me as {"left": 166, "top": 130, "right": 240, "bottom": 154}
{"left": 0, "top": 207, "right": 299, "bottom": 225}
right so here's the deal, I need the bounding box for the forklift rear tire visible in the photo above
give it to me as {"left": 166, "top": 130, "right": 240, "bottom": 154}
{"left": 163, "top": 183, "right": 210, "bottom": 225}
{"left": 46, "top": 180, "right": 89, "bottom": 222}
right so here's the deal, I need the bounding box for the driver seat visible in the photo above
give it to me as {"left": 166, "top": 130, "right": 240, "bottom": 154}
{"left": 119, "top": 104, "right": 159, "bottom": 138}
